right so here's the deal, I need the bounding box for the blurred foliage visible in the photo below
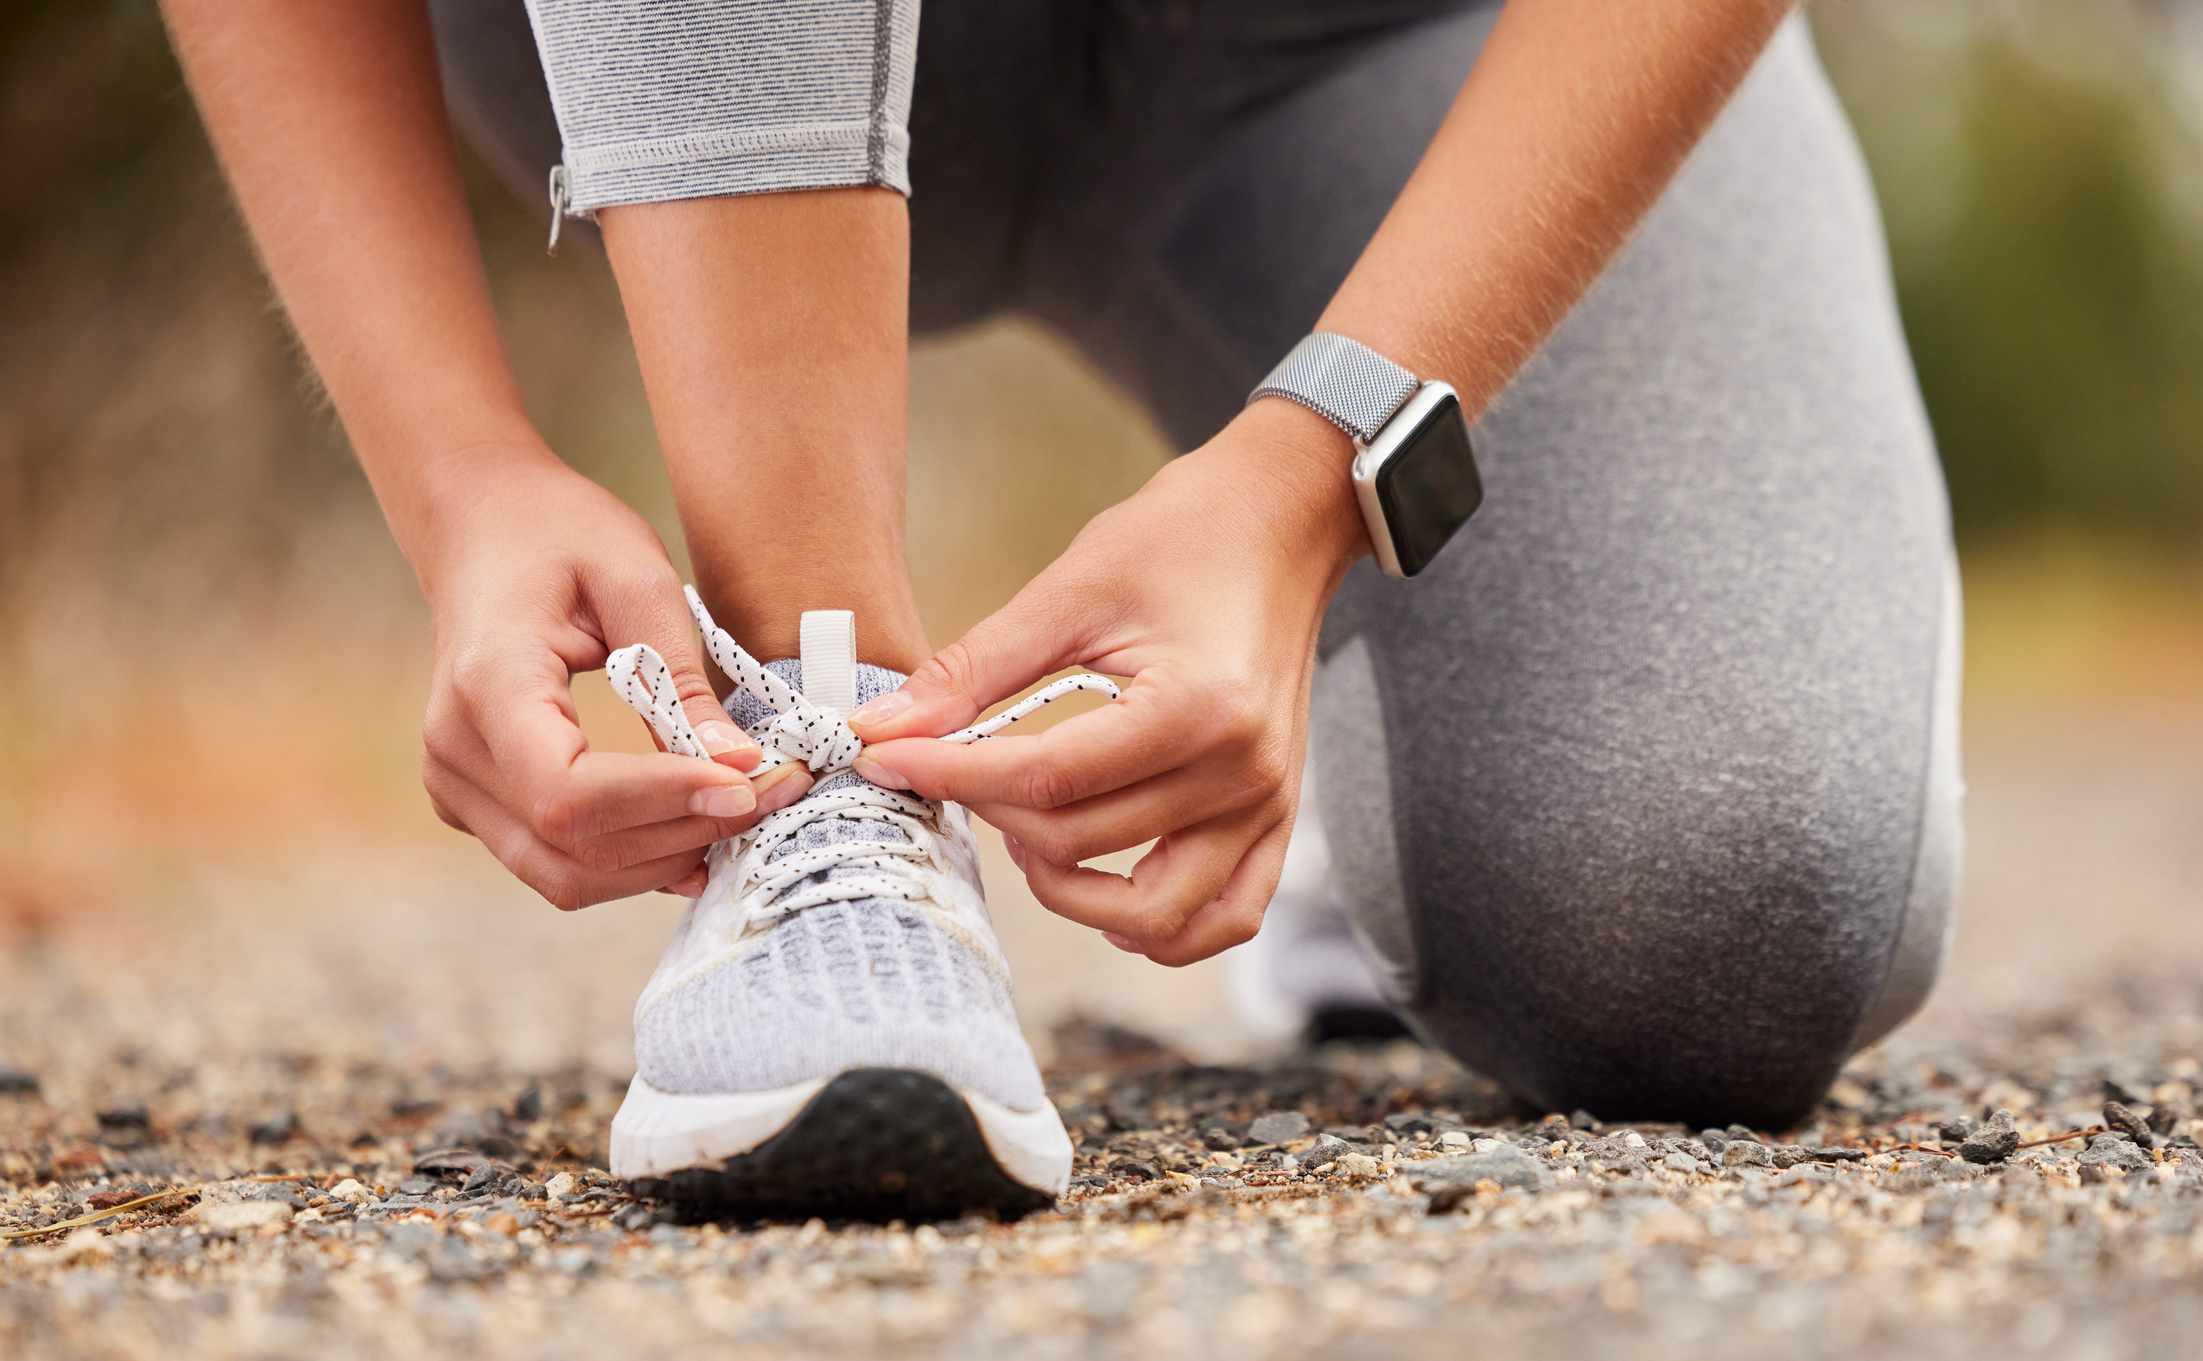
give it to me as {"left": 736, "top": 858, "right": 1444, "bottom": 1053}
{"left": 1817, "top": 1, "right": 2203, "bottom": 547}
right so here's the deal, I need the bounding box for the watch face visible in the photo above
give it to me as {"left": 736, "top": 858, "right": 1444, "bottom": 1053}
{"left": 1374, "top": 392, "right": 1482, "bottom": 577}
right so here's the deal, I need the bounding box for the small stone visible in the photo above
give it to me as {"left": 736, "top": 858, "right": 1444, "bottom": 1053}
{"left": 545, "top": 1172, "right": 579, "bottom": 1199}
{"left": 398, "top": 1178, "right": 434, "bottom": 1196}
{"left": 461, "top": 1164, "right": 501, "bottom": 1196}
{"left": 1936, "top": 1116, "right": 1976, "bottom": 1144}
{"left": 1437, "top": 1131, "right": 1471, "bottom": 1151}
{"left": 1724, "top": 1124, "right": 1759, "bottom": 1143}
{"left": 60, "top": 1228, "right": 116, "bottom": 1263}
{"left": 521, "top": 1183, "right": 550, "bottom": 1200}
{"left": 512, "top": 1086, "right": 544, "bottom": 1123}
{"left": 2103, "top": 1079, "right": 2142, "bottom": 1106}
{"left": 1569, "top": 1110, "right": 1598, "bottom": 1131}
{"left": 0, "top": 1071, "right": 39, "bottom": 1096}
{"left": 1107, "top": 1156, "right": 1161, "bottom": 1181}
{"left": 96, "top": 1101, "right": 150, "bottom": 1132}
{"left": 1722, "top": 1141, "right": 1773, "bottom": 1168}
{"left": 1810, "top": 1147, "right": 1869, "bottom": 1163}
{"left": 2078, "top": 1133, "right": 2152, "bottom": 1174}
{"left": 1305, "top": 1134, "right": 1352, "bottom": 1164}
{"left": 1201, "top": 1125, "right": 1241, "bottom": 1151}
{"left": 1698, "top": 1128, "right": 1729, "bottom": 1155}
{"left": 1958, "top": 1110, "right": 2020, "bottom": 1164}
{"left": 1620, "top": 1131, "right": 1648, "bottom": 1150}
{"left": 1336, "top": 1153, "right": 1382, "bottom": 1179}
{"left": 194, "top": 1200, "right": 293, "bottom": 1233}
{"left": 1535, "top": 1113, "right": 1572, "bottom": 1139}
{"left": 327, "top": 1179, "right": 373, "bottom": 1205}
{"left": 1384, "top": 1112, "right": 1434, "bottom": 1136}
{"left": 2147, "top": 1106, "right": 2180, "bottom": 1136}
{"left": 1249, "top": 1112, "right": 1310, "bottom": 1145}
{"left": 2102, "top": 1101, "right": 2155, "bottom": 1149}
{"left": 248, "top": 1109, "right": 301, "bottom": 1145}
{"left": 1414, "top": 1145, "right": 1555, "bottom": 1194}
{"left": 1662, "top": 1152, "right": 1703, "bottom": 1176}
{"left": 483, "top": 1212, "right": 521, "bottom": 1236}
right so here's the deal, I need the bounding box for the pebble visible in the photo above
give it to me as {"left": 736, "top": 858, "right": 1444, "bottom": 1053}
{"left": 2101, "top": 1101, "right": 2155, "bottom": 1149}
{"left": 1437, "top": 1132, "right": 1470, "bottom": 1151}
{"left": 1304, "top": 1133, "right": 1353, "bottom": 1164}
{"left": 1414, "top": 1145, "right": 1554, "bottom": 1193}
{"left": 2077, "top": 1134, "right": 2152, "bottom": 1175}
{"left": 192, "top": 1201, "right": 293, "bottom": 1232}
{"left": 1958, "top": 1109, "right": 2021, "bottom": 1164}
{"left": 1722, "top": 1140, "right": 1773, "bottom": 1168}
{"left": 544, "top": 1172, "right": 579, "bottom": 1199}
{"left": 1248, "top": 1112, "right": 1309, "bottom": 1145}
{"left": 0, "top": 1070, "right": 38, "bottom": 1095}
{"left": 247, "top": 1109, "right": 300, "bottom": 1145}
{"left": 327, "top": 1179, "right": 373, "bottom": 1205}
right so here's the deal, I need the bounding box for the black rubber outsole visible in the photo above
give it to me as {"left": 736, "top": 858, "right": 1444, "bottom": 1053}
{"left": 626, "top": 1068, "right": 1058, "bottom": 1224}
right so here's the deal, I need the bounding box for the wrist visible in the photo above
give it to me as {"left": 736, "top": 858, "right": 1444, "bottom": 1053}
{"left": 389, "top": 434, "right": 578, "bottom": 586}
{"left": 1195, "top": 398, "right": 1371, "bottom": 579}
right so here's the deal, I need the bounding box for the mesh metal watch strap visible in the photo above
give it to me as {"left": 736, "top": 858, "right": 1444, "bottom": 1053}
{"left": 1246, "top": 333, "right": 1422, "bottom": 445}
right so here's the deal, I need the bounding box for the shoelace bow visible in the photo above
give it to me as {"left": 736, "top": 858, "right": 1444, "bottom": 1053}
{"left": 607, "top": 586, "right": 1120, "bottom": 930}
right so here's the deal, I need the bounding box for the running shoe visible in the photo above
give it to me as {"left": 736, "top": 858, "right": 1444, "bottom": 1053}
{"left": 601, "top": 591, "right": 1116, "bottom": 1220}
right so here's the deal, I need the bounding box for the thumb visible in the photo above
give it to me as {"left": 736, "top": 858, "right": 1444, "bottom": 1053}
{"left": 848, "top": 589, "right": 1074, "bottom": 741}
{"left": 594, "top": 573, "right": 762, "bottom": 771}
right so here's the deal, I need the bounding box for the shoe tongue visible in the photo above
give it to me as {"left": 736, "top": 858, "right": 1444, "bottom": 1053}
{"left": 798, "top": 610, "right": 858, "bottom": 718}
{"left": 724, "top": 659, "right": 906, "bottom": 733}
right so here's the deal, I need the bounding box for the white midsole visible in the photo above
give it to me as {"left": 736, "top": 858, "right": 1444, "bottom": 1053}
{"left": 609, "top": 1072, "right": 1074, "bottom": 1196}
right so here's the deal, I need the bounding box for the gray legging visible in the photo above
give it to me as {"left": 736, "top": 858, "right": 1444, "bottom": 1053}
{"left": 433, "top": 0, "right": 1960, "bottom": 1131}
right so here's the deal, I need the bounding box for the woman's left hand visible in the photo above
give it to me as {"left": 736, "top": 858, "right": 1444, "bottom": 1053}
{"left": 849, "top": 400, "right": 1368, "bottom": 965}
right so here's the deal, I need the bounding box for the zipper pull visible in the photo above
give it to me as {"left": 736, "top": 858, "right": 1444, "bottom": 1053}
{"left": 546, "top": 164, "right": 570, "bottom": 257}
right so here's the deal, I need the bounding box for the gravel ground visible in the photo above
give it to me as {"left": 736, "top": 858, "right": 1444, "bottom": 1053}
{"left": 4, "top": 729, "right": 2201, "bottom": 1359}
{"left": 5, "top": 969, "right": 2203, "bottom": 1360}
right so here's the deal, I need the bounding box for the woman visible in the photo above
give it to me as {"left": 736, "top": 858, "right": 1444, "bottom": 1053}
{"left": 161, "top": 0, "right": 1959, "bottom": 1218}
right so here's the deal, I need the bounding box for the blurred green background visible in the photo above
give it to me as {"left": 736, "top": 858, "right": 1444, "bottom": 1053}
{"left": 1, "top": 0, "right": 2199, "bottom": 923}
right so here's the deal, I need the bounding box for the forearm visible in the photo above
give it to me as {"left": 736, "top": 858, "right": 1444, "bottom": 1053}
{"left": 1215, "top": 0, "right": 1796, "bottom": 564}
{"left": 161, "top": 0, "right": 547, "bottom": 579}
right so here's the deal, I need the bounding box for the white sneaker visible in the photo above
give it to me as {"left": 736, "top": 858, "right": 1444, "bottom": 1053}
{"left": 601, "top": 593, "right": 1116, "bottom": 1220}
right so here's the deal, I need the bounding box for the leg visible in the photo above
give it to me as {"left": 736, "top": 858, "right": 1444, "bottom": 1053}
{"left": 1034, "top": 11, "right": 1958, "bottom": 1129}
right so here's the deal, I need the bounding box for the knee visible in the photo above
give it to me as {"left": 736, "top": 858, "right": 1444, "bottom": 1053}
{"left": 1402, "top": 799, "right": 1930, "bottom": 1133}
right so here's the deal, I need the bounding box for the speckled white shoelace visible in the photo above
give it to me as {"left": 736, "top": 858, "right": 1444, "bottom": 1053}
{"left": 606, "top": 587, "right": 1120, "bottom": 930}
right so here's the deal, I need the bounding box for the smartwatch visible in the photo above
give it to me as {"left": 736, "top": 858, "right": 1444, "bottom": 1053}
{"left": 1247, "top": 333, "right": 1483, "bottom": 578}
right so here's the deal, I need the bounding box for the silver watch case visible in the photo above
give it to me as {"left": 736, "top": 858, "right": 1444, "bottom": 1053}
{"left": 1350, "top": 380, "right": 1474, "bottom": 579}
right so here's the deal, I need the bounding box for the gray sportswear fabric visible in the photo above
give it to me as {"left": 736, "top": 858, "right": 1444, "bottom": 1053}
{"left": 520, "top": 0, "right": 918, "bottom": 209}
{"left": 432, "top": 0, "right": 1960, "bottom": 1131}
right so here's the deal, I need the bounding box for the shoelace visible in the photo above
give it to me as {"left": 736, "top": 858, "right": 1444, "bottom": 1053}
{"left": 607, "top": 587, "right": 1120, "bottom": 931}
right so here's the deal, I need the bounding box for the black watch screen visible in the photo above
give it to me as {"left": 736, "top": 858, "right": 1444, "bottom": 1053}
{"left": 1373, "top": 391, "right": 1483, "bottom": 577}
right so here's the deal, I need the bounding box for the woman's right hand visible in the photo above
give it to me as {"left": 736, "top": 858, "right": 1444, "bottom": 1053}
{"left": 414, "top": 454, "right": 811, "bottom": 909}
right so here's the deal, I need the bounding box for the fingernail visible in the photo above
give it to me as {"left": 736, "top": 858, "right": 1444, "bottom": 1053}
{"left": 754, "top": 763, "right": 812, "bottom": 813}
{"left": 1002, "top": 832, "right": 1028, "bottom": 871}
{"left": 847, "top": 690, "right": 913, "bottom": 728}
{"left": 1103, "top": 932, "right": 1146, "bottom": 955}
{"left": 695, "top": 721, "right": 758, "bottom": 760}
{"left": 662, "top": 871, "right": 708, "bottom": 899}
{"left": 852, "top": 753, "right": 911, "bottom": 790}
{"left": 689, "top": 782, "right": 755, "bottom": 818}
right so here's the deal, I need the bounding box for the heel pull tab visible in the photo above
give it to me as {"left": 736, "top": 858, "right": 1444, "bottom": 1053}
{"left": 798, "top": 611, "right": 858, "bottom": 718}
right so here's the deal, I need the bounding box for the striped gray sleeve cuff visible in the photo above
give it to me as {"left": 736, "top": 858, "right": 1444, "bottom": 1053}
{"left": 524, "top": 0, "right": 919, "bottom": 213}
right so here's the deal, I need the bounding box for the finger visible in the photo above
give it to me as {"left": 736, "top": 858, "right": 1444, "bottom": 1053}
{"left": 1007, "top": 804, "right": 1267, "bottom": 946}
{"left": 566, "top": 762, "right": 812, "bottom": 869}
{"left": 855, "top": 667, "right": 1234, "bottom": 809}
{"left": 434, "top": 766, "right": 713, "bottom": 910}
{"left": 1121, "top": 814, "right": 1295, "bottom": 967}
{"left": 965, "top": 755, "right": 1275, "bottom": 864}
{"left": 588, "top": 571, "right": 762, "bottom": 771}
{"left": 846, "top": 584, "right": 1088, "bottom": 740}
{"left": 661, "top": 868, "right": 709, "bottom": 899}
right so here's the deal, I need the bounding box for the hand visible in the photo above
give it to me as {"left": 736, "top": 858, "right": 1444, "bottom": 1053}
{"left": 849, "top": 401, "right": 1368, "bottom": 964}
{"left": 415, "top": 452, "right": 812, "bottom": 909}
